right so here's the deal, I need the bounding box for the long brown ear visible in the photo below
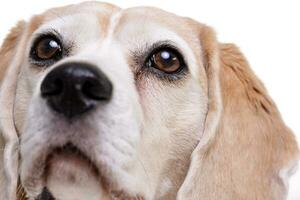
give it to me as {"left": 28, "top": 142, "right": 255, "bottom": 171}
{"left": 177, "top": 24, "right": 299, "bottom": 200}
{"left": 0, "top": 21, "right": 27, "bottom": 200}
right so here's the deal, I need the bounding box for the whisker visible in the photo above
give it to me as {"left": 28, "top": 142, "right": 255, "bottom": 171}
{"left": 136, "top": 155, "right": 151, "bottom": 187}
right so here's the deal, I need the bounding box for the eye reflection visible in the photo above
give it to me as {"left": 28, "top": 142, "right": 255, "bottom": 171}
{"left": 148, "top": 48, "right": 182, "bottom": 73}
{"left": 36, "top": 38, "right": 61, "bottom": 60}
{"left": 30, "top": 35, "right": 63, "bottom": 65}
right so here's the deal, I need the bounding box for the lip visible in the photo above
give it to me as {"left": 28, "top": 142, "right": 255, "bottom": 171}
{"left": 45, "top": 142, "right": 100, "bottom": 178}
{"left": 20, "top": 142, "right": 102, "bottom": 199}
{"left": 21, "top": 143, "right": 145, "bottom": 200}
{"left": 36, "top": 143, "right": 102, "bottom": 199}
{"left": 43, "top": 142, "right": 102, "bottom": 192}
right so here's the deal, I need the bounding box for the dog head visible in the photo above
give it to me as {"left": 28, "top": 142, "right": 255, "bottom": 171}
{"left": 0, "top": 2, "right": 299, "bottom": 200}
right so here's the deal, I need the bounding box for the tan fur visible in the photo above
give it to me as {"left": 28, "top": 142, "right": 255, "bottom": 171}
{"left": 0, "top": 21, "right": 26, "bottom": 82}
{"left": 0, "top": 2, "right": 298, "bottom": 200}
{"left": 178, "top": 39, "right": 299, "bottom": 199}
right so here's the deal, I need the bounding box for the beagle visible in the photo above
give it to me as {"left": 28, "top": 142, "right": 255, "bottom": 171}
{"left": 0, "top": 1, "right": 299, "bottom": 200}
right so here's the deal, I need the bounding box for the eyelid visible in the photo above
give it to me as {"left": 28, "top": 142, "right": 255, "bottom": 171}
{"left": 32, "top": 29, "right": 61, "bottom": 41}
{"left": 145, "top": 41, "right": 184, "bottom": 61}
{"left": 30, "top": 30, "right": 62, "bottom": 51}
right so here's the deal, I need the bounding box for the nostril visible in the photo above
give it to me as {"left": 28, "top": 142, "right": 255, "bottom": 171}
{"left": 82, "top": 80, "right": 100, "bottom": 100}
{"left": 82, "top": 78, "right": 113, "bottom": 101}
{"left": 41, "top": 78, "right": 63, "bottom": 97}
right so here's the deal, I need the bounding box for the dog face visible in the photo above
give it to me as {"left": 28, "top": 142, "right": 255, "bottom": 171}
{"left": 3, "top": 2, "right": 209, "bottom": 199}
{"left": 0, "top": 2, "right": 299, "bottom": 200}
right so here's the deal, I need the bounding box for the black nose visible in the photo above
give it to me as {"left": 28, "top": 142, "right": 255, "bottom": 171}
{"left": 41, "top": 62, "right": 113, "bottom": 118}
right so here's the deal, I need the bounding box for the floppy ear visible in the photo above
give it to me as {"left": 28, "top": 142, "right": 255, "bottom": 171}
{"left": 177, "top": 24, "right": 299, "bottom": 200}
{"left": 0, "top": 21, "right": 27, "bottom": 200}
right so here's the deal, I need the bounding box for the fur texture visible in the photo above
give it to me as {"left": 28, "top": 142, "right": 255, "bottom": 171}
{"left": 0, "top": 2, "right": 298, "bottom": 200}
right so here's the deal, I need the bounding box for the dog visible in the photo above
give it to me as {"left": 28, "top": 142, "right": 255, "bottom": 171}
{"left": 0, "top": 1, "right": 299, "bottom": 200}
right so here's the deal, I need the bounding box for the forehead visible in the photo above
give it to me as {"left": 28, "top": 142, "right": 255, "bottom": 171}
{"left": 35, "top": 2, "right": 199, "bottom": 45}
{"left": 29, "top": 2, "right": 204, "bottom": 77}
{"left": 38, "top": 2, "right": 196, "bottom": 37}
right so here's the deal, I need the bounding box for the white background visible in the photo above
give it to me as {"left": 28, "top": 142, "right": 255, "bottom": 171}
{"left": 0, "top": 0, "right": 299, "bottom": 199}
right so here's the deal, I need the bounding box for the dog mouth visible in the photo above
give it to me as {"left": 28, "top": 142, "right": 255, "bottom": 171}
{"left": 21, "top": 141, "right": 140, "bottom": 200}
{"left": 45, "top": 142, "right": 99, "bottom": 177}
{"left": 20, "top": 141, "right": 145, "bottom": 200}
{"left": 37, "top": 143, "right": 102, "bottom": 199}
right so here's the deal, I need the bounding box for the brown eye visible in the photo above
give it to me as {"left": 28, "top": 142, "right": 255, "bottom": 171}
{"left": 32, "top": 36, "right": 62, "bottom": 61}
{"left": 148, "top": 48, "right": 183, "bottom": 73}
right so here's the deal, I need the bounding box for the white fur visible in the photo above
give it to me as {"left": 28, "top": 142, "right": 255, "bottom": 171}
{"left": 279, "top": 157, "right": 299, "bottom": 199}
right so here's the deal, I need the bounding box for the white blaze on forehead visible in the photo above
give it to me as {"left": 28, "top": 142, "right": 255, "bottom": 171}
{"left": 105, "top": 11, "right": 123, "bottom": 42}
